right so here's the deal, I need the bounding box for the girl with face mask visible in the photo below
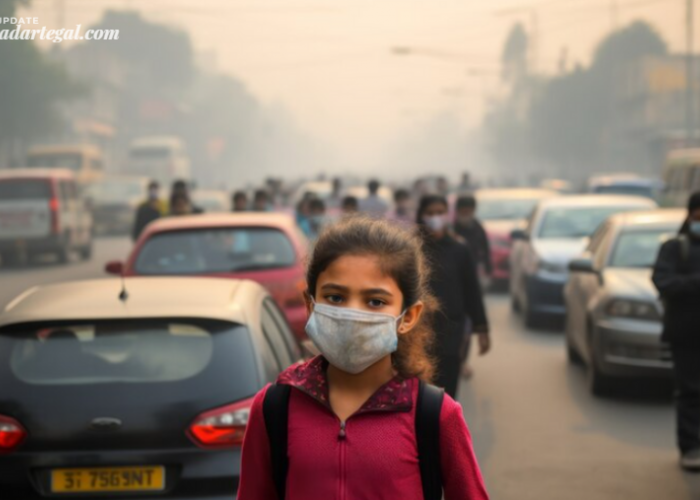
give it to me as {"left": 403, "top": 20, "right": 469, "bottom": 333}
{"left": 238, "top": 217, "right": 489, "bottom": 500}
{"left": 417, "top": 195, "right": 491, "bottom": 398}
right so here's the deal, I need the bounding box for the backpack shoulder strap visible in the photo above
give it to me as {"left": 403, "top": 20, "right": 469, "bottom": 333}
{"left": 416, "top": 380, "right": 445, "bottom": 500}
{"left": 262, "top": 383, "right": 291, "bottom": 500}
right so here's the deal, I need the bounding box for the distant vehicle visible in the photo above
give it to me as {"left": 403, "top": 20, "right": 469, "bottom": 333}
{"left": 0, "top": 169, "right": 92, "bottom": 266}
{"left": 509, "top": 195, "right": 657, "bottom": 327}
{"left": 539, "top": 178, "right": 575, "bottom": 194}
{"left": 661, "top": 148, "right": 700, "bottom": 207}
{"left": 565, "top": 209, "right": 685, "bottom": 396}
{"left": 127, "top": 136, "right": 190, "bottom": 187}
{"left": 0, "top": 277, "right": 301, "bottom": 498}
{"left": 83, "top": 176, "right": 150, "bottom": 236}
{"left": 474, "top": 188, "right": 560, "bottom": 284}
{"left": 587, "top": 173, "right": 663, "bottom": 200}
{"left": 105, "top": 213, "right": 309, "bottom": 340}
{"left": 25, "top": 144, "right": 105, "bottom": 185}
{"left": 192, "top": 190, "right": 230, "bottom": 213}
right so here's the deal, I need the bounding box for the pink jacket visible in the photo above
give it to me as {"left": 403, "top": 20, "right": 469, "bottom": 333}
{"left": 237, "top": 357, "right": 489, "bottom": 500}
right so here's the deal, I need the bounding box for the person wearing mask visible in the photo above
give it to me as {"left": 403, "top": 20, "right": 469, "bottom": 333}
{"left": 390, "top": 188, "right": 413, "bottom": 225}
{"left": 308, "top": 198, "right": 327, "bottom": 241}
{"left": 653, "top": 192, "right": 700, "bottom": 472}
{"left": 454, "top": 195, "right": 493, "bottom": 278}
{"left": 253, "top": 190, "right": 271, "bottom": 212}
{"left": 170, "top": 192, "right": 193, "bottom": 216}
{"left": 132, "top": 180, "right": 163, "bottom": 241}
{"left": 232, "top": 191, "right": 248, "bottom": 212}
{"left": 417, "top": 194, "right": 490, "bottom": 398}
{"left": 341, "top": 195, "right": 358, "bottom": 215}
{"left": 237, "top": 217, "right": 489, "bottom": 500}
{"left": 170, "top": 179, "right": 203, "bottom": 214}
{"left": 359, "top": 179, "right": 389, "bottom": 218}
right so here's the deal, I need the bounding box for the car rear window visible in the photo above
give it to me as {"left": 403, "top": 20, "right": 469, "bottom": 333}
{"left": 134, "top": 227, "right": 297, "bottom": 275}
{"left": 0, "top": 319, "right": 256, "bottom": 388}
{"left": 538, "top": 205, "right": 649, "bottom": 239}
{"left": 0, "top": 179, "right": 51, "bottom": 200}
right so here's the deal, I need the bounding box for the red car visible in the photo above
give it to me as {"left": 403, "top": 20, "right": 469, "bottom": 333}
{"left": 106, "top": 213, "right": 309, "bottom": 339}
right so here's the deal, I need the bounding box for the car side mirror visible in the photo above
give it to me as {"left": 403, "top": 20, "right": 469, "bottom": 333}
{"left": 510, "top": 229, "right": 528, "bottom": 241}
{"left": 569, "top": 257, "right": 596, "bottom": 274}
{"left": 105, "top": 261, "right": 124, "bottom": 275}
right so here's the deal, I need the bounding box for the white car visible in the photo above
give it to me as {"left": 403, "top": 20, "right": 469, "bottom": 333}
{"left": 0, "top": 169, "right": 93, "bottom": 266}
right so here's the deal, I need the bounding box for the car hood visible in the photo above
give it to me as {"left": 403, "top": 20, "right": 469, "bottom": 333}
{"left": 483, "top": 219, "right": 526, "bottom": 236}
{"left": 532, "top": 238, "right": 589, "bottom": 265}
{"left": 602, "top": 268, "right": 658, "bottom": 301}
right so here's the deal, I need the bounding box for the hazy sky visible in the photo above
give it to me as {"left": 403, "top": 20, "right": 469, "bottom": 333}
{"left": 22, "top": 0, "right": 698, "bottom": 169}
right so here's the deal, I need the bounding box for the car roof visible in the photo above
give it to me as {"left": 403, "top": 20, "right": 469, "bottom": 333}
{"left": 142, "top": 212, "right": 298, "bottom": 235}
{"left": 0, "top": 168, "right": 76, "bottom": 180}
{"left": 537, "top": 194, "right": 657, "bottom": 209}
{"left": 475, "top": 188, "right": 559, "bottom": 199}
{"left": 0, "top": 277, "right": 262, "bottom": 327}
{"left": 608, "top": 208, "right": 687, "bottom": 229}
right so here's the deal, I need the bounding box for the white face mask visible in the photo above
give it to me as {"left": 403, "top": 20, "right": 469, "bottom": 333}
{"left": 423, "top": 214, "right": 447, "bottom": 232}
{"left": 305, "top": 301, "right": 405, "bottom": 375}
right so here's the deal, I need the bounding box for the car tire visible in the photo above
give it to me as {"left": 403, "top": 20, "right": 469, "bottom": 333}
{"left": 56, "top": 242, "right": 70, "bottom": 264}
{"left": 79, "top": 241, "right": 93, "bottom": 261}
{"left": 565, "top": 314, "right": 584, "bottom": 365}
{"left": 588, "top": 360, "right": 615, "bottom": 397}
{"left": 511, "top": 294, "right": 521, "bottom": 314}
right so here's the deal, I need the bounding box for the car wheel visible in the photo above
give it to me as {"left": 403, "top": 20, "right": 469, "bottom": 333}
{"left": 511, "top": 293, "right": 521, "bottom": 313}
{"left": 79, "top": 241, "right": 93, "bottom": 261}
{"left": 588, "top": 359, "right": 615, "bottom": 397}
{"left": 56, "top": 242, "right": 70, "bottom": 264}
{"left": 565, "top": 313, "right": 584, "bottom": 365}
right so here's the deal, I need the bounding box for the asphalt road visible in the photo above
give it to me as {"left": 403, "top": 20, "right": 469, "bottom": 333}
{"left": 1, "top": 238, "right": 699, "bottom": 499}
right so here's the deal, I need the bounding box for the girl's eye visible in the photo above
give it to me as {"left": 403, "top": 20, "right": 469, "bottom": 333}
{"left": 325, "top": 294, "right": 344, "bottom": 304}
{"left": 368, "top": 298, "right": 386, "bottom": 308}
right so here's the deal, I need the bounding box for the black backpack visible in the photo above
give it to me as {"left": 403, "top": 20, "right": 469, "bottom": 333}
{"left": 262, "top": 380, "right": 444, "bottom": 500}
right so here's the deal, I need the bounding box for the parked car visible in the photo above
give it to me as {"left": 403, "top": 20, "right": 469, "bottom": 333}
{"left": 475, "top": 188, "right": 559, "bottom": 284}
{"left": 587, "top": 173, "right": 663, "bottom": 200}
{"left": 83, "top": 176, "right": 150, "bottom": 235}
{"left": 25, "top": 144, "right": 105, "bottom": 185}
{"left": 661, "top": 148, "right": 700, "bottom": 208}
{"left": 0, "top": 276, "right": 301, "bottom": 498}
{"left": 0, "top": 169, "right": 93, "bottom": 266}
{"left": 510, "top": 195, "right": 657, "bottom": 327}
{"left": 564, "top": 209, "right": 685, "bottom": 396}
{"left": 192, "top": 190, "right": 230, "bottom": 213}
{"left": 105, "top": 213, "right": 309, "bottom": 339}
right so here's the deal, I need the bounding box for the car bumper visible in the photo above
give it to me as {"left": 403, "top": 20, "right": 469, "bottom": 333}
{"left": 0, "top": 234, "right": 64, "bottom": 254}
{"left": 525, "top": 273, "right": 567, "bottom": 316}
{"left": 595, "top": 318, "right": 673, "bottom": 378}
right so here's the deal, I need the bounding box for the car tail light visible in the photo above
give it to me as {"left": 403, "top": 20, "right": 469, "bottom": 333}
{"left": 187, "top": 397, "right": 254, "bottom": 448}
{"left": 49, "top": 197, "right": 60, "bottom": 234}
{"left": 0, "top": 415, "right": 26, "bottom": 453}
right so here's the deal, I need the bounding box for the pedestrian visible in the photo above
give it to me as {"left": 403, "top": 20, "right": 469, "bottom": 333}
{"left": 252, "top": 190, "right": 270, "bottom": 212}
{"left": 232, "top": 191, "right": 248, "bottom": 212}
{"left": 237, "top": 216, "right": 489, "bottom": 500}
{"left": 307, "top": 198, "right": 327, "bottom": 241}
{"left": 390, "top": 188, "right": 414, "bottom": 225}
{"left": 296, "top": 196, "right": 313, "bottom": 238}
{"left": 417, "top": 194, "right": 490, "bottom": 398}
{"left": 169, "top": 192, "right": 193, "bottom": 216}
{"left": 131, "top": 180, "right": 163, "bottom": 241}
{"left": 170, "top": 179, "right": 203, "bottom": 214}
{"left": 652, "top": 191, "right": 700, "bottom": 472}
{"left": 359, "top": 179, "right": 389, "bottom": 218}
{"left": 341, "top": 195, "right": 358, "bottom": 215}
{"left": 454, "top": 195, "right": 493, "bottom": 279}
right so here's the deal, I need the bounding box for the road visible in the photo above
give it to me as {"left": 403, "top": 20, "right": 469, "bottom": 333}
{"left": 1, "top": 238, "right": 699, "bottom": 499}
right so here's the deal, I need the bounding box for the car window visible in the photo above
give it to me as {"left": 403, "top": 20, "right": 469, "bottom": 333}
{"left": 1, "top": 319, "right": 256, "bottom": 392}
{"left": 538, "top": 205, "right": 649, "bottom": 239}
{"left": 587, "top": 223, "right": 608, "bottom": 253}
{"left": 594, "top": 225, "right": 616, "bottom": 269}
{"left": 610, "top": 229, "right": 676, "bottom": 268}
{"left": 264, "top": 298, "right": 301, "bottom": 362}
{"left": 477, "top": 198, "right": 542, "bottom": 221}
{"left": 592, "top": 185, "right": 654, "bottom": 198}
{"left": 0, "top": 179, "right": 51, "bottom": 200}
{"left": 134, "top": 227, "right": 297, "bottom": 275}
{"left": 261, "top": 304, "right": 294, "bottom": 370}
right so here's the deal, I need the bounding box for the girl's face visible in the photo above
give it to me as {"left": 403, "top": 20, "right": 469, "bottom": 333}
{"left": 311, "top": 254, "right": 423, "bottom": 334}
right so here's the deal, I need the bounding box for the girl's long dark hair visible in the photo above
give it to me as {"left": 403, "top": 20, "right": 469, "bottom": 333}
{"left": 306, "top": 216, "right": 437, "bottom": 382}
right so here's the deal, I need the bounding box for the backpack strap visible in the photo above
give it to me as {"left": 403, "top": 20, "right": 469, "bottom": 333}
{"left": 262, "top": 383, "right": 291, "bottom": 500}
{"left": 416, "top": 380, "right": 445, "bottom": 500}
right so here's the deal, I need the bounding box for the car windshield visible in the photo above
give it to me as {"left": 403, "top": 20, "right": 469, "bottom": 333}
{"left": 478, "top": 198, "right": 541, "bottom": 221}
{"left": 0, "top": 179, "right": 51, "bottom": 200}
{"left": 84, "top": 180, "right": 143, "bottom": 203}
{"left": 1, "top": 319, "right": 255, "bottom": 387}
{"left": 27, "top": 154, "right": 82, "bottom": 171}
{"left": 610, "top": 229, "right": 676, "bottom": 268}
{"left": 539, "top": 205, "right": 645, "bottom": 239}
{"left": 593, "top": 185, "right": 655, "bottom": 198}
{"left": 134, "top": 227, "right": 297, "bottom": 274}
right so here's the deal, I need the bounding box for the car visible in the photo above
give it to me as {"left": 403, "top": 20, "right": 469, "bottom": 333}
{"left": 105, "top": 213, "right": 309, "bottom": 340}
{"left": 587, "top": 173, "right": 663, "bottom": 200}
{"left": 83, "top": 176, "right": 150, "bottom": 236}
{"left": 564, "top": 209, "right": 685, "bottom": 396}
{"left": 0, "top": 276, "right": 302, "bottom": 499}
{"left": 474, "top": 188, "right": 559, "bottom": 284}
{"left": 0, "top": 169, "right": 93, "bottom": 266}
{"left": 509, "top": 195, "right": 657, "bottom": 327}
{"left": 661, "top": 148, "right": 700, "bottom": 208}
{"left": 25, "top": 144, "right": 105, "bottom": 185}
{"left": 191, "top": 190, "right": 230, "bottom": 213}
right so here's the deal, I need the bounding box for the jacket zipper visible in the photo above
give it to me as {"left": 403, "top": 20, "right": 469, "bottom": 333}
{"left": 338, "top": 420, "right": 347, "bottom": 500}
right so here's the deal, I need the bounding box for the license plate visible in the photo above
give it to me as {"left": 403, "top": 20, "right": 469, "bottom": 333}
{"left": 51, "top": 466, "right": 165, "bottom": 493}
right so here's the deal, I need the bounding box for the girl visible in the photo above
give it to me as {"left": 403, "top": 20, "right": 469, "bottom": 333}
{"left": 416, "top": 195, "right": 490, "bottom": 398}
{"left": 237, "top": 216, "right": 488, "bottom": 499}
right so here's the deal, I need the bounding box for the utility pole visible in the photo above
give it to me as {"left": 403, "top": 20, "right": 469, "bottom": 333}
{"left": 687, "top": 0, "right": 696, "bottom": 144}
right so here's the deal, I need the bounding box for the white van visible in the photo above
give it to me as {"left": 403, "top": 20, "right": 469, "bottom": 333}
{"left": 661, "top": 149, "right": 700, "bottom": 207}
{"left": 0, "top": 169, "right": 93, "bottom": 266}
{"left": 127, "top": 136, "right": 191, "bottom": 187}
